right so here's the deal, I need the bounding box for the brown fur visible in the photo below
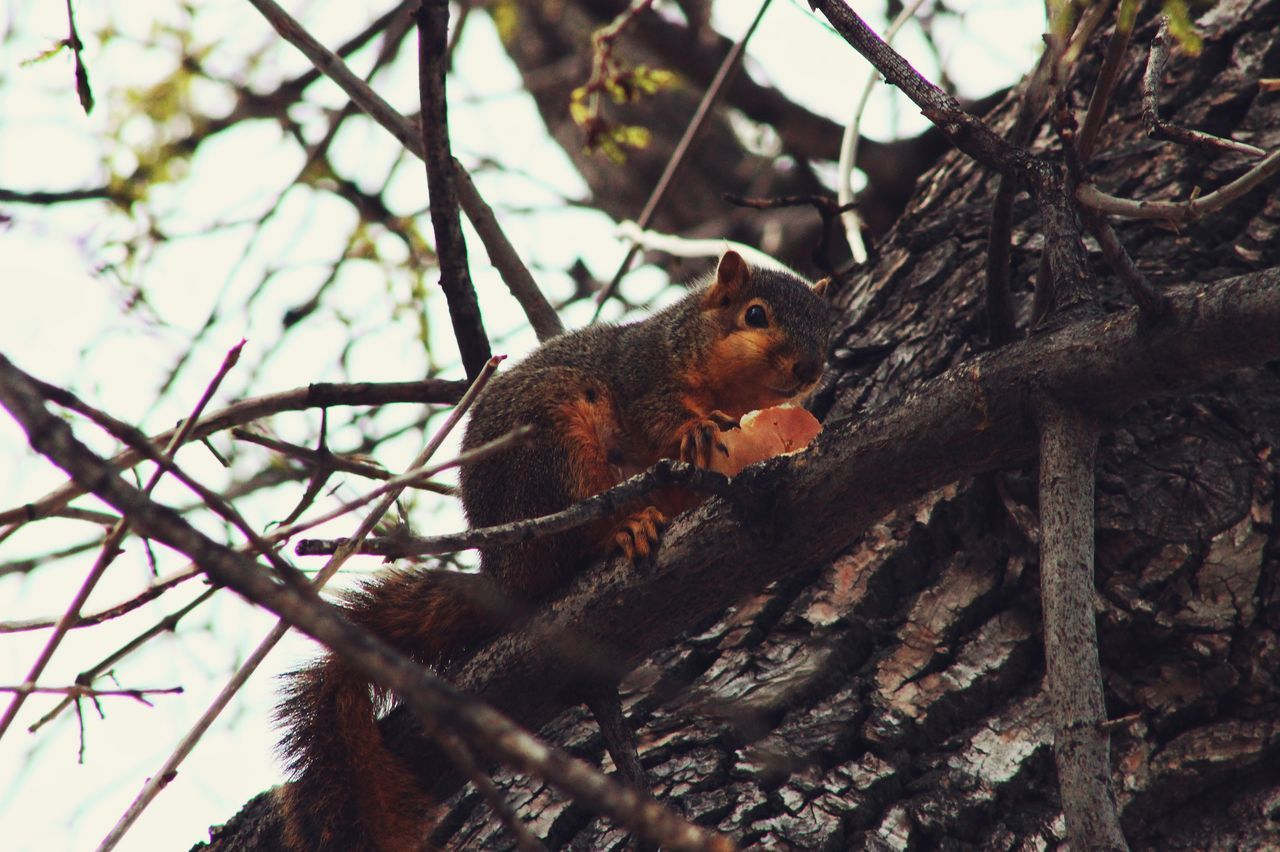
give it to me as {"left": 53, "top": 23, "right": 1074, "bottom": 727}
{"left": 276, "top": 251, "right": 832, "bottom": 849}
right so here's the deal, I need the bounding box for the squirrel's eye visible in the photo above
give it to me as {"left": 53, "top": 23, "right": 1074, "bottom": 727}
{"left": 745, "top": 305, "right": 768, "bottom": 328}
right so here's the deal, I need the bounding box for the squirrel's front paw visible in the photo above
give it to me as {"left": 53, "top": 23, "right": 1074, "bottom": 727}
{"left": 614, "top": 506, "right": 666, "bottom": 560}
{"left": 678, "top": 411, "right": 738, "bottom": 469}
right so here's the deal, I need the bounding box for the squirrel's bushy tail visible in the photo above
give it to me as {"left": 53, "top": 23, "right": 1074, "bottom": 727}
{"left": 276, "top": 568, "right": 507, "bottom": 851}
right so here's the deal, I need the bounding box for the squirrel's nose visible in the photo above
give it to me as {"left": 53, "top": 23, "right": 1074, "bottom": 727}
{"left": 793, "top": 358, "right": 822, "bottom": 385}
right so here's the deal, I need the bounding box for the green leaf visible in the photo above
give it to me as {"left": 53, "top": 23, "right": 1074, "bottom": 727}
{"left": 1163, "top": 0, "right": 1204, "bottom": 55}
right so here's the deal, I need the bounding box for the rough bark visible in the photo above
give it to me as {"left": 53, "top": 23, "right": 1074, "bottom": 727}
{"left": 198, "top": 0, "right": 1280, "bottom": 848}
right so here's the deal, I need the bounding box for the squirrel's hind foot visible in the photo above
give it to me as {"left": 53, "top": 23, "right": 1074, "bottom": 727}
{"left": 613, "top": 506, "right": 666, "bottom": 560}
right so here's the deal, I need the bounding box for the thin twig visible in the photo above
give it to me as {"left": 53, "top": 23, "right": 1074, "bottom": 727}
{"left": 1076, "top": 148, "right": 1280, "bottom": 221}
{"left": 1056, "top": 91, "right": 1171, "bottom": 319}
{"left": 28, "top": 586, "right": 213, "bottom": 734}
{"left": 1082, "top": 212, "right": 1171, "bottom": 316}
{"left": 986, "top": 45, "right": 1057, "bottom": 345}
{"left": 0, "top": 684, "right": 182, "bottom": 703}
{"left": 230, "top": 427, "right": 455, "bottom": 495}
{"left": 0, "top": 570, "right": 197, "bottom": 634}
{"left": 1076, "top": 0, "right": 1138, "bottom": 163}
{"left": 0, "top": 186, "right": 110, "bottom": 204}
{"left": 63, "top": 0, "right": 93, "bottom": 113}
{"left": 724, "top": 193, "right": 855, "bottom": 280}
{"left": 836, "top": 0, "right": 928, "bottom": 264}
{"left": 244, "top": 0, "right": 545, "bottom": 357}
{"left": 0, "top": 377, "right": 467, "bottom": 533}
{"left": 0, "top": 536, "right": 105, "bottom": 579}
{"left": 28, "top": 369, "right": 308, "bottom": 588}
{"left": 1037, "top": 399, "right": 1127, "bottom": 851}
{"left": 417, "top": 0, "right": 491, "bottom": 379}
{"left": 295, "top": 459, "right": 733, "bottom": 559}
{"left": 23, "top": 397, "right": 499, "bottom": 733}
{"left": 809, "top": 0, "right": 1100, "bottom": 329}
{"left": 271, "top": 423, "right": 531, "bottom": 545}
{"left": 1142, "top": 18, "right": 1267, "bottom": 159}
{"left": 985, "top": 175, "right": 1020, "bottom": 345}
{"left": 94, "top": 356, "right": 505, "bottom": 852}
{"left": 593, "top": 0, "right": 773, "bottom": 318}
{"left": 0, "top": 341, "right": 243, "bottom": 743}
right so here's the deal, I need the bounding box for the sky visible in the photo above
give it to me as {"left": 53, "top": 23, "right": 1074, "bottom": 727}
{"left": 0, "top": 1, "right": 1043, "bottom": 849}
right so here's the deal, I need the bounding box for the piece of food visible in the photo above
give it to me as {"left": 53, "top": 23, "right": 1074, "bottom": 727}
{"left": 712, "top": 404, "right": 822, "bottom": 476}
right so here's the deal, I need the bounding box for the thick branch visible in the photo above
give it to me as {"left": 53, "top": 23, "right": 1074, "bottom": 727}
{"left": 372, "top": 267, "right": 1280, "bottom": 816}
{"left": 1037, "top": 401, "right": 1127, "bottom": 851}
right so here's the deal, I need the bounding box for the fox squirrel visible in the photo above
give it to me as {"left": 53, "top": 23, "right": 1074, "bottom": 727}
{"left": 276, "top": 250, "right": 831, "bottom": 850}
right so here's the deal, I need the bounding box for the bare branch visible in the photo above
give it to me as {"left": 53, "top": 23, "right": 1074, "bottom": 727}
{"left": 1081, "top": 211, "right": 1171, "bottom": 317}
{"left": 272, "top": 423, "right": 532, "bottom": 546}
{"left": 1036, "top": 400, "right": 1127, "bottom": 851}
{"left": 294, "top": 459, "right": 733, "bottom": 559}
{"left": 837, "top": 0, "right": 929, "bottom": 265}
{"left": 244, "top": 0, "right": 547, "bottom": 354}
{"left": 1076, "top": 148, "right": 1280, "bottom": 221}
{"left": 1056, "top": 94, "right": 1172, "bottom": 319}
{"left": 0, "top": 377, "right": 466, "bottom": 532}
{"left": 0, "top": 186, "right": 111, "bottom": 204}
{"left": 985, "top": 175, "right": 1020, "bottom": 345}
{"left": 0, "top": 684, "right": 182, "bottom": 704}
{"left": 436, "top": 733, "right": 549, "bottom": 852}
{"left": 416, "top": 0, "right": 491, "bottom": 378}
{"left": 25, "top": 365, "right": 307, "bottom": 587}
{"left": 230, "top": 427, "right": 455, "bottom": 495}
{"left": 1142, "top": 18, "right": 1268, "bottom": 159}
{"left": 986, "top": 47, "right": 1056, "bottom": 345}
{"left": 724, "top": 192, "right": 857, "bottom": 278}
{"left": 809, "top": 0, "right": 1099, "bottom": 326}
{"left": 0, "top": 570, "right": 197, "bottom": 634}
{"left": 1076, "top": 0, "right": 1138, "bottom": 163}
{"left": 62, "top": 0, "right": 93, "bottom": 113}
{"left": 0, "top": 341, "right": 243, "bottom": 743}
{"left": 28, "top": 586, "right": 213, "bottom": 734}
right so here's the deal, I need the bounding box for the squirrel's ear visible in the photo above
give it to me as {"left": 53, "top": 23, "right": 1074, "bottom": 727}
{"left": 706, "top": 249, "right": 749, "bottom": 304}
{"left": 811, "top": 277, "right": 831, "bottom": 298}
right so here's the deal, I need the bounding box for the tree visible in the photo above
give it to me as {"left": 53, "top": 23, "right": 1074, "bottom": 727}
{"left": 1, "top": 0, "right": 1278, "bottom": 850}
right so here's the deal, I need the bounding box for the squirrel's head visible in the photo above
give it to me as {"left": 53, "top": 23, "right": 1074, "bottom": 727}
{"left": 698, "top": 249, "right": 833, "bottom": 413}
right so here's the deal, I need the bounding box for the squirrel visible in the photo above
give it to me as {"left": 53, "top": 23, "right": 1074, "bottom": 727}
{"left": 275, "top": 249, "right": 832, "bottom": 850}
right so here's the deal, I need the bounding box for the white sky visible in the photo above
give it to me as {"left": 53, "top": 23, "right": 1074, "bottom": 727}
{"left": 0, "top": 1, "right": 1043, "bottom": 849}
